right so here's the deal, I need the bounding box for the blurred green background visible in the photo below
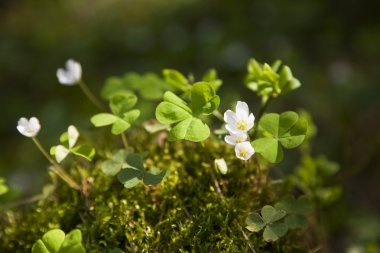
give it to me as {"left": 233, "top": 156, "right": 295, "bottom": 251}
{"left": 1, "top": 0, "right": 379, "bottom": 251}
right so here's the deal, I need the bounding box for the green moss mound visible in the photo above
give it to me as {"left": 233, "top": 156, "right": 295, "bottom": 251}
{"left": 0, "top": 131, "right": 316, "bottom": 252}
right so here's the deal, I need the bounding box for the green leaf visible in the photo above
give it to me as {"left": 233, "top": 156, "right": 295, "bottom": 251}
{"left": 32, "top": 229, "right": 65, "bottom": 253}
{"left": 123, "top": 109, "right": 140, "bottom": 124}
{"left": 90, "top": 113, "right": 118, "bottom": 127}
{"left": 245, "top": 213, "right": 266, "bottom": 232}
{"left": 263, "top": 223, "right": 288, "bottom": 242}
{"left": 261, "top": 205, "right": 286, "bottom": 223}
{"left": 110, "top": 93, "right": 137, "bottom": 116}
{"left": 155, "top": 101, "right": 192, "bottom": 124}
{"left": 278, "top": 111, "right": 299, "bottom": 136}
{"left": 100, "top": 150, "right": 128, "bottom": 176}
{"left": 252, "top": 138, "right": 283, "bottom": 163}
{"left": 190, "top": 82, "right": 220, "bottom": 115}
{"left": 259, "top": 113, "right": 279, "bottom": 137}
{"left": 53, "top": 145, "right": 70, "bottom": 163}
{"left": 202, "top": 69, "right": 222, "bottom": 91}
{"left": 58, "top": 229, "right": 85, "bottom": 253}
{"left": 71, "top": 145, "right": 95, "bottom": 161}
{"left": 143, "top": 120, "right": 169, "bottom": 134}
{"left": 163, "top": 91, "right": 192, "bottom": 113}
{"left": 284, "top": 214, "right": 308, "bottom": 229}
{"left": 143, "top": 169, "right": 167, "bottom": 185}
{"left": 274, "top": 195, "right": 313, "bottom": 215}
{"left": 117, "top": 168, "right": 143, "bottom": 188}
{"left": 101, "top": 76, "right": 133, "bottom": 99}
{"left": 0, "top": 184, "right": 8, "bottom": 195}
{"left": 162, "top": 69, "right": 189, "bottom": 91}
{"left": 125, "top": 153, "right": 145, "bottom": 171}
{"left": 111, "top": 118, "right": 130, "bottom": 135}
{"left": 139, "top": 73, "right": 171, "bottom": 100}
{"left": 168, "top": 117, "right": 210, "bottom": 142}
{"left": 278, "top": 118, "right": 308, "bottom": 149}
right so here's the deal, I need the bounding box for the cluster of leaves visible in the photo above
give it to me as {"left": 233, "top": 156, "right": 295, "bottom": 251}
{"left": 91, "top": 93, "right": 140, "bottom": 135}
{"left": 32, "top": 229, "right": 85, "bottom": 253}
{"left": 50, "top": 126, "right": 95, "bottom": 163}
{"left": 101, "top": 150, "right": 167, "bottom": 188}
{"left": 245, "top": 59, "right": 300, "bottom": 100}
{"left": 293, "top": 155, "right": 341, "bottom": 205}
{"left": 252, "top": 111, "right": 308, "bottom": 163}
{"left": 155, "top": 81, "right": 220, "bottom": 142}
{"left": 245, "top": 195, "right": 312, "bottom": 242}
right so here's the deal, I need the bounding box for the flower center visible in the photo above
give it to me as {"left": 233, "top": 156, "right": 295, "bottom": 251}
{"left": 236, "top": 136, "right": 245, "bottom": 143}
{"left": 237, "top": 120, "right": 248, "bottom": 131}
{"left": 239, "top": 148, "right": 248, "bottom": 158}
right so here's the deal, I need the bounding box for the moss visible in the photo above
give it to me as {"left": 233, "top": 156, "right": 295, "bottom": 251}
{"left": 0, "top": 132, "right": 316, "bottom": 252}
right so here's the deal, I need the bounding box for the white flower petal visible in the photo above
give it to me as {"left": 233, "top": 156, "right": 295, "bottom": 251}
{"left": 17, "top": 117, "right": 41, "bottom": 137}
{"left": 215, "top": 158, "right": 228, "bottom": 174}
{"left": 67, "top": 125, "right": 79, "bottom": 148}
{"left": 55, "top": 145, "right": 70, "bottom": 163}
{"left": 57, "top": 59, "right": 82, "bottom": 85}
{"left": 236, "top": 101, "right": 249, "bottom": 118}
{"left": 224, "top": 132, "right": 248, "bottom": 145}
{"left": 224, "top": 110, "right": 237, "bottom": 124}
{"left": 235, "top": 141, "right": 255, "bottom": 160}
{"left": 246, "top": 113, "right": 255, "bottom": 132}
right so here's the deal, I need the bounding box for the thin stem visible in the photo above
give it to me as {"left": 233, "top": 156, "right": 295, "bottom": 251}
{"left": 212, "top": 110, "right": 225, "bottom": 122}
{"left": 121, "top": 133, "right": 129, "bottom": 149}
{"left": 209, "top": 165, "right": 224, "bottom": 199}
{"left": 78, "top": 80, "right": 104, "bottom": 110}
{"left": 236, "top": 222, "right": 256, "bottom": 253}
{"left": 32, "top": 137, "right": 80, "bottom": 190}
{"left": 256, "top": 96, "right": 272, "bottom": 124}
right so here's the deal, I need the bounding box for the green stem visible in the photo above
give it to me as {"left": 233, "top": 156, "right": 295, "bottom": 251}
{"left": 78, "top": 80, "right": 104, "bottom": 110}
{"left": 256, "top": 96, "right": 272, "bottom": 124}
{"left": 121, "top": 133, "right": 129, "bottom": 149}
{"left": 32, "top": 137, "right": 80, "bottom": 190}
{"left": 212, "top": 110, "right": 224, "bottom": 122}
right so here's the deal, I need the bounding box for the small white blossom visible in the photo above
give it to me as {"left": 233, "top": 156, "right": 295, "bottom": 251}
{"left": 224, "top": 101, "right": 255, "bottom": 134}
{"left": 56, "top": 59, "right": 82, "bottom": 85}
{"left": 235, "top": 141, "right": 255, "bottom": 161}
{"left": 215, "top": 158, "right": 228, "bottom": 174}
{"left": 224, "top": 132, "right": 248, "bottom": 145}
{"left": 17, "top": 117, "right": 41, "bottom": 137}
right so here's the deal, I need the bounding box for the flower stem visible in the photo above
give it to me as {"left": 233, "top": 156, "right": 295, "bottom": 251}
{"left": 78, "top": 80, "right": 104, "bottom": 110}
{"left": 121, "top": 133, "right": 129, "bottom": 149}
{"left": 32, "top": 137, "right": 80, "bottom": 190}
{"left": 212, "top": 110, "right": 225, "bottom": 122}
{"left": 256, "top": 96, "right": 272, "bottom": 123}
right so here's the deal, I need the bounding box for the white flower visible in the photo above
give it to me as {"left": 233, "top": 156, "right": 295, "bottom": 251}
{"left": 224, "top": 132, "right": 248, "bottom": 145}
{"left": 235, "top": 141, "right": 255, "bottom": 161}
{"left": 224, "top": 101, "right": 255, "bottom": 134}
{"left": 215, "top": 158, "right": 228, "bottom": 174}
{"left": 56, "top": 59, "right": 82, "bottom": 85}
{"left": 17, "top": 117, "right": 41, "bottom": 137}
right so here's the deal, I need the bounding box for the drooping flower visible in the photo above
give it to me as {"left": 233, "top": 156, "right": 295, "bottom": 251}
{"left": 17, "top": 117, "right": 41, "bottom": 137}
{"left": 235, "top": 141, "right": 255, "bottom": 160}
{"left": 56, "top": 59, "right": 82, "bottom": 85}
{"left": 224, "top": 132, "right": 248, "bottom": 145}
{"left": 224, "top": 101, "right": 255, "bottom": 134}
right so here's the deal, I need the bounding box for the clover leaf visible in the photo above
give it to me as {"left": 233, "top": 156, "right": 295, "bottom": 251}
{"left": 101, "top": 72, "right": 172, "bottom": 101}
{"left": 117, "top": 153, "right": 167, "bottom": 188}
{"left": 275, "top": 195, "right": 313, "bottom": 229}
{"left": 50, "top": 125, "right": 95, "bottom": 163}
{"left": 245, "top": 205, "right": 288, "bottom": 242}
{"left": 202, "top": 69, "right": 223, "bottom": 91}
{"left": 252, "top": 111, "right": 307, "bottom": 163}
{"left": 162, "top": 69, "right": 191, "bottom": 92}
{"left": 91, "top": 93, "right": 140, "bottom": 135}
{"left": 100, "top": 149, "right": 130, "bottom": 176}
{"left": 155, "top": 82, "right": 219, "bottom": 142}
{"left": 245, "top": 59, "right": 301, "bottom": 99}
{"left": 32, "top": 229, "right": 85, "bottom": 253}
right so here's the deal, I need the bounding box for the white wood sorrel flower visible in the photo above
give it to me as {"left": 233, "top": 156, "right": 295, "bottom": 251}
{"left": 56, "top": 59, "right": 82, "bottom": 85}
{"left": 224, "top": 101, "right": 255, "bottom": 134}
{"left": 224, "top": 132, "right": 248, "bottom": 145}
{"left": 235, "top": 141, "right": 255, "bottom": 160}
{"left": 17, "top": 117, "right": 41, "bottom": 137}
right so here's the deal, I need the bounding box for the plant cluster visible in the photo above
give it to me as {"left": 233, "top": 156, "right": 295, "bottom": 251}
{"left": 0, "top": 58, "right": 340, "bottom": 252}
